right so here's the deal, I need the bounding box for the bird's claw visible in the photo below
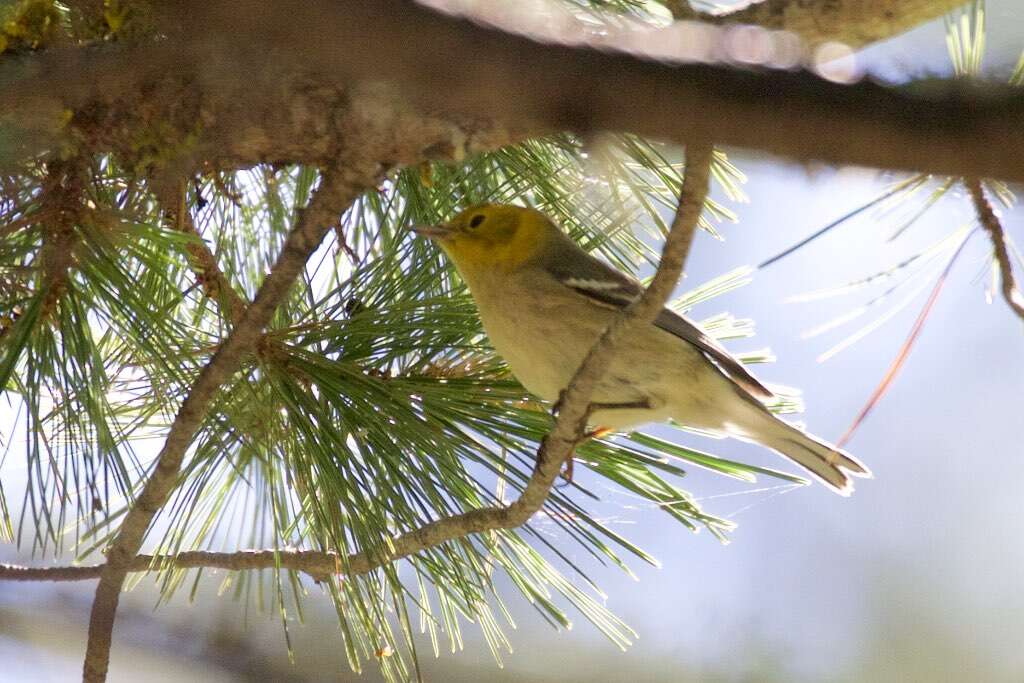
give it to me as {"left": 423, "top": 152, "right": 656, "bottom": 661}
{"left": 555, "top": 426, "right": 613, "bottom": 487}
{"left": 556, "top": 455, "right": 575, "bottom": 487}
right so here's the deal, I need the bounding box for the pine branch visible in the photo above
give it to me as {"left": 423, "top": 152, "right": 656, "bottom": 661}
{"left": 358, "top": 144, "right": 712, "bottom": 563}
{"left": 154, "top": 178, "right": 248, "bottom": 325}
{"left": 966, "top": 178, "right": 1024, "bottom": 322}
{"left": 81, "top": 166, "right": 379, "bottom": 683}
{"left": 0, "top": 550, "right": 346, "bottom": 583}
{"left": 3, "top": 1, "right": 1024, "bottom": 180}
{"left": 1, "top": 145, "right": 715, "bottom": 636}
{"left": 666, "top": 0, "right": 967, "bottom": 49}
{"left": 38, "top": 160, "right": 86, "bottom": 319}
{"left": 0, "top": 147, "right": 714, "bottom": 656}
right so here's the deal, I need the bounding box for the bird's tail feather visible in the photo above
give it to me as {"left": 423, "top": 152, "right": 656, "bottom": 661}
{"left": 765, "top": 420, "right": 871, "bottom": 496}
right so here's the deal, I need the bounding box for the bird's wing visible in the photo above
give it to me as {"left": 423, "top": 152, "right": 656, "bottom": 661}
{"left": 652, "top": 308, "right": 774, "bottom": 399}
{"left": 543, "top": 247, "right": 774, "bottom": 400}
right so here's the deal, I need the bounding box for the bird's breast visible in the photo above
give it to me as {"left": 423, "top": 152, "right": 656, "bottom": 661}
{"left": 476, "top": 279, "right": 595, "bottom": 402}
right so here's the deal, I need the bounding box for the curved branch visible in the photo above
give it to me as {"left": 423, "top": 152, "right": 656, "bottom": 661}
{"left": 355, "top": 144, "right": 712, "bottom": 564}
{"left": 966, "top": 179, "right": 1024, "bottom": 323}
{"left": 81, "top": 166, "right": 377, "bottom": 683}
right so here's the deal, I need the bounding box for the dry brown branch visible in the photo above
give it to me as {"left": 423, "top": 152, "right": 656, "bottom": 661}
{"left": 1, "top": 1, "right": 1022, "bottom": 180}
{"left": 0, "top": 550, "right": 347, "bottom": 583}
{"left": 667, "top": 0, "right": 967, "bottom": 49}
{"left": 81, "top": 166, "right": 378, "bottom": 683}
{"left": 966, "top": 178, "right": 1024, "bottom": 323}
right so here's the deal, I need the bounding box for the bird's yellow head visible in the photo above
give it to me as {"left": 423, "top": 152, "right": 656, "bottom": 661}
{"left": 414, "top": 204, "right": 557, "bottom": 273}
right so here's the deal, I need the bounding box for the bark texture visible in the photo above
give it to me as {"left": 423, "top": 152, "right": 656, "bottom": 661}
{"left": 1, "top": 0, "right": 1020, "bottom": 182}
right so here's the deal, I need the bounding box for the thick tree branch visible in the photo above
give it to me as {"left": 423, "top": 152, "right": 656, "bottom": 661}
{"left": 1, "top": 0, "right": 1022, "bottom": 181}
{"left": 667, "top": 0, "right": 967, "bottom": 49}
{"left": 966, "top": 178, "right": 1024, "bottom": 323}
{"left": 81, "top": 166, "right": 377, "bottom": 683}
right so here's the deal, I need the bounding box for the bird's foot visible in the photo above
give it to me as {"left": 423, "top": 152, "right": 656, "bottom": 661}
{"left": 556, "top": 425, "right": 615, "bottom": 486}
{"left": 584, "top": 426, "right": 615, "bottom": 440}
{"left": 556, "top": 456, "right": 575, "bottom": 487}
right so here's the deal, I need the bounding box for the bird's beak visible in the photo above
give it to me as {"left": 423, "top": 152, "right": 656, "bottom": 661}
{"left": 411, "top": 222, "right": 454, "bottom": 240}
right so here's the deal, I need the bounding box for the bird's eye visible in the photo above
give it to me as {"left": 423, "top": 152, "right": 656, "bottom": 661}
{"left": 468, "top": 214, "right": 486, "bottom": 228}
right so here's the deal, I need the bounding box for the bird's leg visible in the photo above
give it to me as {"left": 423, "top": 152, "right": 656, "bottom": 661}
{"left": 557, "top": 399, "right": 650, "bottom": 485}
{"left": 557, "top": 425, "right": 613, "bottom": 485}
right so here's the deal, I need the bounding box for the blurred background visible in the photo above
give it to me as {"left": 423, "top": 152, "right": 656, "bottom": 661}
{"left": 2, "top": 2, "right": 1023, "bottom": 681}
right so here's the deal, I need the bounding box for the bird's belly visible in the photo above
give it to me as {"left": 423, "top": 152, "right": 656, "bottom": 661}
{"left": 479, "top": 294, "right": 677, "bottom": 429}
{"left": 483, "top": 303, "right": 585, "bottom": 402}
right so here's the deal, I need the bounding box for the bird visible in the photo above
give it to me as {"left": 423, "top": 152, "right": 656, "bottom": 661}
{"left": 414, "top": 203, "right": 870, "bottom": 495}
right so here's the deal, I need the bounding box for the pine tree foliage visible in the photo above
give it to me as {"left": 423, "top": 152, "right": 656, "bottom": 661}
{"left": 3, "top": 118, "right": 798, "bottom": 676}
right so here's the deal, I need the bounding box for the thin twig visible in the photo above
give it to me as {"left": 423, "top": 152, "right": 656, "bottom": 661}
{"left": 154, "top": 178, "right": 249, "bottom": 324}
{"left": 329, "top": 144, "right": 714, "bottom": 565}
{"left": 420, "top": 142, "right": 707, "bottom": 526}
{"left": 966, "top": 178, "right": 1024, "bottom": 323}
{"left": 0, "top": 550, "right": 346, "bottom": 583}
{"left": 81, "top": 166, "right": 374, "bottom": 683}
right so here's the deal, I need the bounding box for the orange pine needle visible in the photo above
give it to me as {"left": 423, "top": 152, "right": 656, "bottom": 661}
{"left": 837, "top": 231, "right": 974, "bottom": 448}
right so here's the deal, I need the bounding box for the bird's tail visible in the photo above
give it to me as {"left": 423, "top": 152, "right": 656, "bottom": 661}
{"left": 761, "top": 418, "right": 871, "bottom": 496}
